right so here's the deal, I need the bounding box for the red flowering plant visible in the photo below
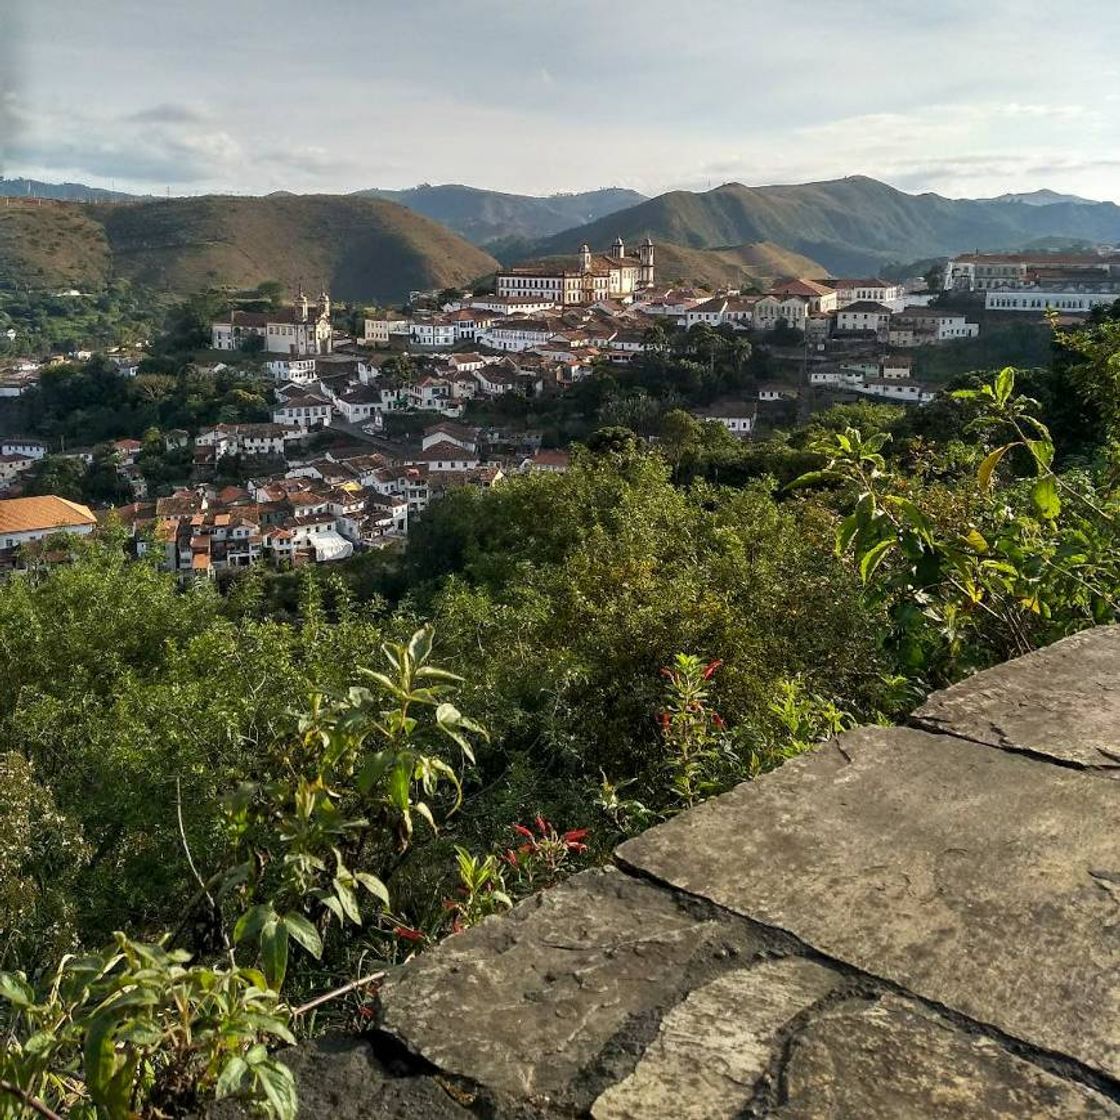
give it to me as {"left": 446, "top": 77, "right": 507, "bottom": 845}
{"left": 657, "top": 654, "right": 737, "bottom": 808}
{"left": 501, "top": 816, "right": 590, "bottom": 892}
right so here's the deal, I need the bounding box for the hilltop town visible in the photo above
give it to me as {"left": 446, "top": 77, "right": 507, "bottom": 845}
{"left": 2, "top": 234, "right": 1118, "bottom": 574}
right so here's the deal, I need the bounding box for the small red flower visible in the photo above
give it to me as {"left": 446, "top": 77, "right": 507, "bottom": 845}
{"left": 711, "top": 713, "right": 726, "bottom": 730}
{"left": 392, "top": 925, "right": 424, "bottom": 942}
{"left": 511, "top": 823, "right": 535, "bottom": 840}
{"left": 702, "top": 659, "right": 723, "bottom": 680}
{"left": 534, "top": 814, "right": 550, "bottom": 835}
{"left": 657, "top": 710, "right": 671, "bottom": 731}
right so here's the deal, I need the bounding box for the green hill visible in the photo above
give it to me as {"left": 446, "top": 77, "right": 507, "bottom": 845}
{"left": 0, "top": 203, "right": 112, "bottom": 289}
{"left": 535, "top": 176, "right": 1120, "bottom": 275}
{"left": 0, "top": 195, "right": 499, "bottom": 301}
{"left": 653, "top": 241, "right": 828, "bottom": 288}
{"left": 354, "top": 184, "right": 646, "bottom": 245}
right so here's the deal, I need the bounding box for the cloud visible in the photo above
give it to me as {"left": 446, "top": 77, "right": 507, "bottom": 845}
{"left": 127, "top": 103, "right": 213, "bottom": 125}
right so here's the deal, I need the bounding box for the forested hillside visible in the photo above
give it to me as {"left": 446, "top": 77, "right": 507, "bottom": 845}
{"left": 0, "top": 195, "right": 499, "bottom": 300}
{"left": 536, "top": 175, "right": 1120, "bottom": 274}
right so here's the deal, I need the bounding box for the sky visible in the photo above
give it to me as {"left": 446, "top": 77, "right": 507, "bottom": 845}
{"left": 3, "top": 0, "right": 1120, "bottom": 203}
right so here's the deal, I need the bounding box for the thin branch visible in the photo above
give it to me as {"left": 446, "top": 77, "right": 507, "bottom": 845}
{"left": 0, "top": 1081, "right": 65, "bottom": 1120}
{"left": 175, "top": 777, "right": 232, "bottom": 959}
{"left": 290, "top": 970, "right": 385, "bottom": 1018}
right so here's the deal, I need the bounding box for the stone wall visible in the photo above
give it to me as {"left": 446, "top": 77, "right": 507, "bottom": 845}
{"left": 268, "top": 626, "right": 1120, "bottom": 1118}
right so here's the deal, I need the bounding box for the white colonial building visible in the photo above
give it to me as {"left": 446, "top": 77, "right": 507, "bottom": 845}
{"left": 496, "top": 238, "right": 655, "bottom": 306}
{"left": 212, "top": 288, "right": 333, "bottom": 356}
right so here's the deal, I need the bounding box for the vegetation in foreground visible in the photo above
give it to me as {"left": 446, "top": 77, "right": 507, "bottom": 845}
{"left": 2, "top": 306, "right": 1120, "bottom": 1117}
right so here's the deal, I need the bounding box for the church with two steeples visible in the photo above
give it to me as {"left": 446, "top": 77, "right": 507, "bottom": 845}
{"left": 211, "top": 285, "right": 333, "bottom": 355}
{"left": 495, "top": 236, "right": 655, "bottom": 306}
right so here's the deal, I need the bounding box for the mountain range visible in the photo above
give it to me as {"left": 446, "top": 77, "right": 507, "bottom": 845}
{"left": 3, "top": 174, "right": 1120, "bottom": 300}
{"left": 531, "top": 176, "right": 1120, "bottom": 275}
{"left": 0, "top": 195, "right": 498, "bottom": 300}
{"left": 352, "top": 184, "right": 646, "bottom": 246}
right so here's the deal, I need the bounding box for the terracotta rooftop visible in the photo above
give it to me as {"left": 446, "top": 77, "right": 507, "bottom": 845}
{"left": 0, "top": 495, "right": 97, "bottom": 535}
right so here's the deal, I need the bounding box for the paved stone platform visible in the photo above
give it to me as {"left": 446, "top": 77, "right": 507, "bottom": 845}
{"left": 282, "top": 627, "right": 1120, "bottom": 1117}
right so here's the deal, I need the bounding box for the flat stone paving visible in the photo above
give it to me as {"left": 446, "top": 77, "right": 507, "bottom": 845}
{"left": 356, "top": 628, "right": 1120, "bottom": 1117}
{"left": 912, "top": 624, "right": 1120, "bottom": 768}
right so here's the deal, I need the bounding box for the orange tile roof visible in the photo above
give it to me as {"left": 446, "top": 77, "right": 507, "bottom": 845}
{"left": 0, "top": 495, "right": 97, "bottom": 535}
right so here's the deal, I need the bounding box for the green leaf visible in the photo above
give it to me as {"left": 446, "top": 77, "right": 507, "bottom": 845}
{"left": 282, "top": 913, "right": 323, "bottom": 960}
{"left": 24, "top": 1030, "right": 57, "bottom": 1056}
{"left": 1025, "top": 438, "right": 1054, "bottom": 471}
{"left": 859, "top": 539, "right": 895, "bottom": 583}
{"left": 961, "top": 528, "right": 989, "bottom": 554}
{"left": 333, "top": 878, "right": 362, "bottom": 924}
{"left": 407, "top": 626, "right": 434, "bottom": 667}
{"left": 234, "top": 904, "right": 275, "bottom": 945}
{"left": 977, "top": 444, "right": 1013, "bottom": 489}
{"left": 835, "top": 511, "right": 859, "bottom": 556}
{"left": 216, "top": 1056, "right": 248, "bottom": 1099}
{"left": 255, "top": 1059, "right": 299, "bottom": 1120}
{"left": 1031, "top": 476, "right": 1061, "bottom": 520}
{"left": 994, "top": 366, "right": 1015, "bottom": 405}
{"left": 784, "top": 469, "right": 838, "bottom": 492}
{"left": 260, "top": 918, "right": 289, "bottom": 990}
{"left": 0, "top": 972, "right": 35, "bottom": 1007}
{"left": 354, "top": 871, "right": 390, "bottom": 906}
{"left": 886, "top": 497, "right": 934, "bottom": 543}
{"left": 82, "top": 1010, "right": 120, "bottom": 1104}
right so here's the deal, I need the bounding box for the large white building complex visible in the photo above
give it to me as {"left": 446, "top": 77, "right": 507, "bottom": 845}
{"left": 496, "top": 237, "right": 655, "bottom": 305}
{"left": 945, "top": 251, "right": 1120, "bottom": 315}
{"left": 212, "top": 287, "right": 334, "bottom": 355}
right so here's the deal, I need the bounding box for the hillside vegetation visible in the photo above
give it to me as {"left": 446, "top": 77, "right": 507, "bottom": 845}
{"left": 0, "top": 195, "right": 499, "bottom": 301}
{"left": 654, "top": 240, "right": 828, "bottom": 287}
{"left": 0, "top": 203, "right": 112, "bottom": 289}
{"left": 355, "top": 183, "right": 646, "bottom": 245}
{"left": 536, "top": 175, "right": 1120, "bottom": 275}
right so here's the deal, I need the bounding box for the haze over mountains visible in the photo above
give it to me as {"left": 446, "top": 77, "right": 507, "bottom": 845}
{"left": 3, "top": 174, "right": 1120, "bottom": 299}
{"left": 352, "top": 185, "right": 646, "bottom": 247}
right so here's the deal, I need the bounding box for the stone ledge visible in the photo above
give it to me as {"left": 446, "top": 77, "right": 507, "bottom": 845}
{"left": 911, "top": 624, "right": 1120, "bottom": 769}
{"left": 274, "top": 626, "right": 1120, "bottom": 1117}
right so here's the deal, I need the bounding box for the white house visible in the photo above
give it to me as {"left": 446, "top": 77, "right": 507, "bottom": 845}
{"left": 272, "top": 393, "right": 334, "bottom": 429}
{"left": 836, "top": 301, "right": 893, "bottom": 336}
{"left": 831, "top": 279, "right": 905, "bottom": 308}
{"left": 265, "top": 356, "right": 317, "bottom": 384}
{"left": 411, "top": 440, "right": 481, "bottom": 472}
{"left": 0, "top": 495, "right": 97, "bottom": 555}
{"left": 889, "top": 307, "right": 979, "bottom": 345}
{"left": 409, "top": 319, "right": 458, "bottom": 349}
{"left": 984, "top": 290, "right": 1120, "bottom": 314}
{"left": 212, "top": 288, "right": 333, "bottom": 356}
{"left": 693, "top": 403, "right": 757, "bottom": 438}
{"left": 362, "top": 313, "right": 410, "bottom": 346}
{"left": 1, "top": 438, "right": 48, "bottom": 460}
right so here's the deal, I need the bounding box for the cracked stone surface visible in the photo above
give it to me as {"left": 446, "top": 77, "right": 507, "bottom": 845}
{"left": 774, "top": 995, "right": 1120, "bottom": 1119}
{"left": 911, "top": 624, "right": 1120, "bottom": 768}
{"left": 590, "top": 958, "right": 841, "bottom": 1120}
{"left": 378, "top": 866, "right": 773, "bottom": 1104}
{"left": 616, "top": 725, "right": 1120, "bottom": 1081}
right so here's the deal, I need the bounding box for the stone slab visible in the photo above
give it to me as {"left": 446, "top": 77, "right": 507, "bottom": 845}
{"left": 912, "top": 625, "right": 1120, "bottom": 768}
{"left": 616, "top": 726, "right": 1120, "bottom": 1080}
{"left": 774, "top": 995, "right": 1120, "bottom": 1119}
{"left": 591, "top": 958, "right": 841, "bottom": 1120}
{"left": 378, "top": 866, "right": 772, "bottom": 1104}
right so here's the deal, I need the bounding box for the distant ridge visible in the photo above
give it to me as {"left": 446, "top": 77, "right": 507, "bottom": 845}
{"left": 533, "top": 176, "right": 1120, "bottom": 275}
{"left": 0, "top": 177, "right": 143, "bottom": 203}
{"left": 0, "top": 194, "right": 498, "bottom": 300}
{"left": 354, "top": 184, "right": 647, "bottom": 246}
